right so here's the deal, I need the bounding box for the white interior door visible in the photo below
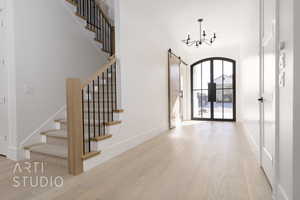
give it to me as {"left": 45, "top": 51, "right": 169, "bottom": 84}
{"left": 260, "top": 0, "right": 276, "bottom": 187}
{"left": 0, "top": 5, "right": 9, "bottom": 156}
{"left": 168, "top": 53, "right": 181, "bottom": 129}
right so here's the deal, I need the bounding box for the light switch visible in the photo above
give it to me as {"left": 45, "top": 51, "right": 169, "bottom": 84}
{"left": 279, "top": 71, "right": 285, "bottom": 87}
{"left": 279, "top": 52, "right": 286, "bottom": 70}
{"left": 0, "top": 96, "right": 5, "bottom": 104}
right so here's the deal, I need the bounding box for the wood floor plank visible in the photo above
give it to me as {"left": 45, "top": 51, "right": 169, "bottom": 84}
{"left": 0, "top": 122, "right": 272, "bottom": 200}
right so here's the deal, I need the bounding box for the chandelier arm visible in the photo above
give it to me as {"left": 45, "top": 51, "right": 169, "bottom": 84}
{"left": 204, "top": 40, "right": 212, "bottom": 46}
{"left": 182, "top": 18, "right": 216, "bottom": 47}
{"left": 187, "top": 40, "right": 196, "bottom": 46}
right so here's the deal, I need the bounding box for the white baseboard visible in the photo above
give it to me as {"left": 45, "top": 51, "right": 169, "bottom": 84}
{"left": 13, "top": 106, "right": 67, "bottom": 160}
{"left": 277, "top": 185, "right": 289, "bottom": 200}
{"left": 7, "top": 146, "right": 24, "bottom": 161}
{"left": 84, "top": 124, "right": 168, "bottom": 171}
{"left": 239, "top": 121, "right": 260, "bottom": 161}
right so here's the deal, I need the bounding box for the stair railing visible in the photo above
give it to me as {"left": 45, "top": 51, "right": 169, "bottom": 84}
{"left": 66, "top": 56, "right": 117, "bottom": 175}
{"left": 74, "top": 0, "right": 115, "bottom": 55}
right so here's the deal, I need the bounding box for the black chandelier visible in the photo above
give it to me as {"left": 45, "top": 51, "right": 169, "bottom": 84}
{"left": 182, "top": 18, "right": 216, "bottom": 47}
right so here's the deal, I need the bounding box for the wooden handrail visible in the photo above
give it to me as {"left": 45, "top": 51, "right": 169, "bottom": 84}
{"left": 81, "top": 55, "right": 116, "bottom": 89}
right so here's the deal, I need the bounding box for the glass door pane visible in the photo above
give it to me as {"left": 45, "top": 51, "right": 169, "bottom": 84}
{"left": 191, "top": 58, "right": 235, "bottom": 121}
{"left": 192, "top": 61, "right": 211, "bottom": 119}
{"left": 213, "top": 60, "right": 223, "bottom": 119}
{"left": 223, "top": 89, "right": 234, "bottom": 119}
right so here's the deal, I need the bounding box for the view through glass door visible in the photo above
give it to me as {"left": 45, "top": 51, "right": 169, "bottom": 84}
{"left": 191, "top": 58, "right": 236, "bottom": 121}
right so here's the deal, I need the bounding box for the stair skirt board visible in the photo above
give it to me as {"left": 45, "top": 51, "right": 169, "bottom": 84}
{"left": 83, "top": 125, "right": 167, "bottom": 172}
{"left": 19, "top": 106, "right": 66, "bottom": 159}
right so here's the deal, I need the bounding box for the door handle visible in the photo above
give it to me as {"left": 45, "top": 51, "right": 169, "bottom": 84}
{"left": 257, "top": 97, "right": 264, "bottom": 102}
{"left": 208, "top": 83, "right": 217, "bottom": 102}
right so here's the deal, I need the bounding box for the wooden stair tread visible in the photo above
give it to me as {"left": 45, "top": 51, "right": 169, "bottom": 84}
{"left": 54, "top": 119, "right": 67, "bottom": 124}
{"left": 82, "top": 151, "right": 101, "bottom": 160}
{"left": 41, "top": 130, "right": 67, "bottom": 139}
{"left": 75, "top": 12, "right": 87, "bottom": 20}
{"left": 24, "top": 144, "right": 67, "bottom": 159}
{"left": 95, "top": 38, "right": 103, "bottom": 44}
{"left": 104, "top": 121, "right": 122, "bottom": 126}
{"left": 113, "top": 109, "right": 124, "bottom": 113}
{"left": 91, "top": 134, "right": 112, "bottom": 142}
{"left": 83, "top": 109, "right": 124, "bottom": 113}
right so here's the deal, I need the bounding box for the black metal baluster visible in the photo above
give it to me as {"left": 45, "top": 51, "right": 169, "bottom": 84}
{"left": 95, "top": 7, "right": 99, "bottom": 41}
{"left": 102, "top": 73, "right": 106, "bottom": 136}
{"left": 114, "top": 63, "right": 117, "bottom": 110}
{"left": 104, "top": 20, "right": 107, "bottom": 51}
{"left": 101, "top": 14, "right": 104, "bottom": 43}
{"left": 108, "top": 25, "right": 111, "bottom": 54}
{"left": 110, "top": 66, "right": 113, "bottom": 120}
{"left": 77, "top": 0, "right": 80, "bottom": 15}
{"left": 97, "top": 76, "right": 101, "bottom": 136}
{"left": 93, "top": 0, "right": 97, "bottom": 28}
{"left": 82, "top": 0, "right": 85, "bottom": 18}
{"left": 82, "top": 90, "right": 86, "bottom": 154}
{"left": 87, "top": 84, "right": 91, "bottom": 152}
{"left": 92, "top": 80, "right": 96, "bottom": 138}
{"left": 106, "top": 69, "right": 110, "bottom": 121}
{"left": 107, "top": 23, "right": 109, "bottom": 52}
{"left": 87, "top": 0, "right": 92, "bottom": 28}
{"left": 86, "top": 0, "right": 89, "bottom": 28}
{"left": 78, "top": 0, "right": 82, "bottom": 16}
{"left": 106, "top": 23, "right": 109, "bottom": 52}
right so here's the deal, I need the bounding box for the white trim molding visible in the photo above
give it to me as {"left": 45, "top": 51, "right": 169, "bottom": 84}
{"left": 84, "top": 124, "right": 168, "bottom": 171}
{"left": 20, "top": 106, "right": 66, "bottom": 146}
{"left": 277, "top": 185, "right": 289, "bottom": 200}
{"left": 7, "top": 146, "right": 19, "bottom": 161}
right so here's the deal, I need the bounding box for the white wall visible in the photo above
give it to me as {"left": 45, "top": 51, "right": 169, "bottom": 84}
{"left": 0, "top": 0, "right": 9, "bottom": 155}
{"left": 10, "top": 0, "right": 108, "bottom": 158}
{"left": 115, "top": 0, "right": 248, "bottom": 156}
{"left": 237, "top": 0, "right": 261, "bottom": 158}
{"left": 117, "top": 0, "right": 171, "bottom": 146}
{"left": 277, "top": 0, "right": 294, "bottom": 199}
{"left": 293, "top": 1, "right": 300, "bottom": 200}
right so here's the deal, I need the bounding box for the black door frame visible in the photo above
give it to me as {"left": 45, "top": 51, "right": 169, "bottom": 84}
{"left": 191, "top": 57, "right": 236, "bottom": 121}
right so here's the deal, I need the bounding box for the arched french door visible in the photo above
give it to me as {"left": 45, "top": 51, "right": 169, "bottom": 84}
{"left": 191, "top": 57, "right": 236, "bottom": 121}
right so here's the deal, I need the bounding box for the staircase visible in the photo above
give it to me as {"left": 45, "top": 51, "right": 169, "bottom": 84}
{"left": 24, "top": 0, "right": 123, "bottom": 175}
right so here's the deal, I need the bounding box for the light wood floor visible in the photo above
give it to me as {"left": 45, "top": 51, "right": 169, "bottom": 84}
{"left": 1, "top": 121, "right": 272, "bottom": 200}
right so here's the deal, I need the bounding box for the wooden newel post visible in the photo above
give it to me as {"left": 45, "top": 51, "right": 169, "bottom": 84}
{"left": 66, "top": 78, "right": 83, "bottom": 175}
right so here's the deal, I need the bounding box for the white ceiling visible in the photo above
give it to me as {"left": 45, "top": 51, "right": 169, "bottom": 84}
{"left": 164, "top": 0, "right": 246, "bottom": 63}
{"left": 117, "top": 0, "right": 258, "bottom": 63}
